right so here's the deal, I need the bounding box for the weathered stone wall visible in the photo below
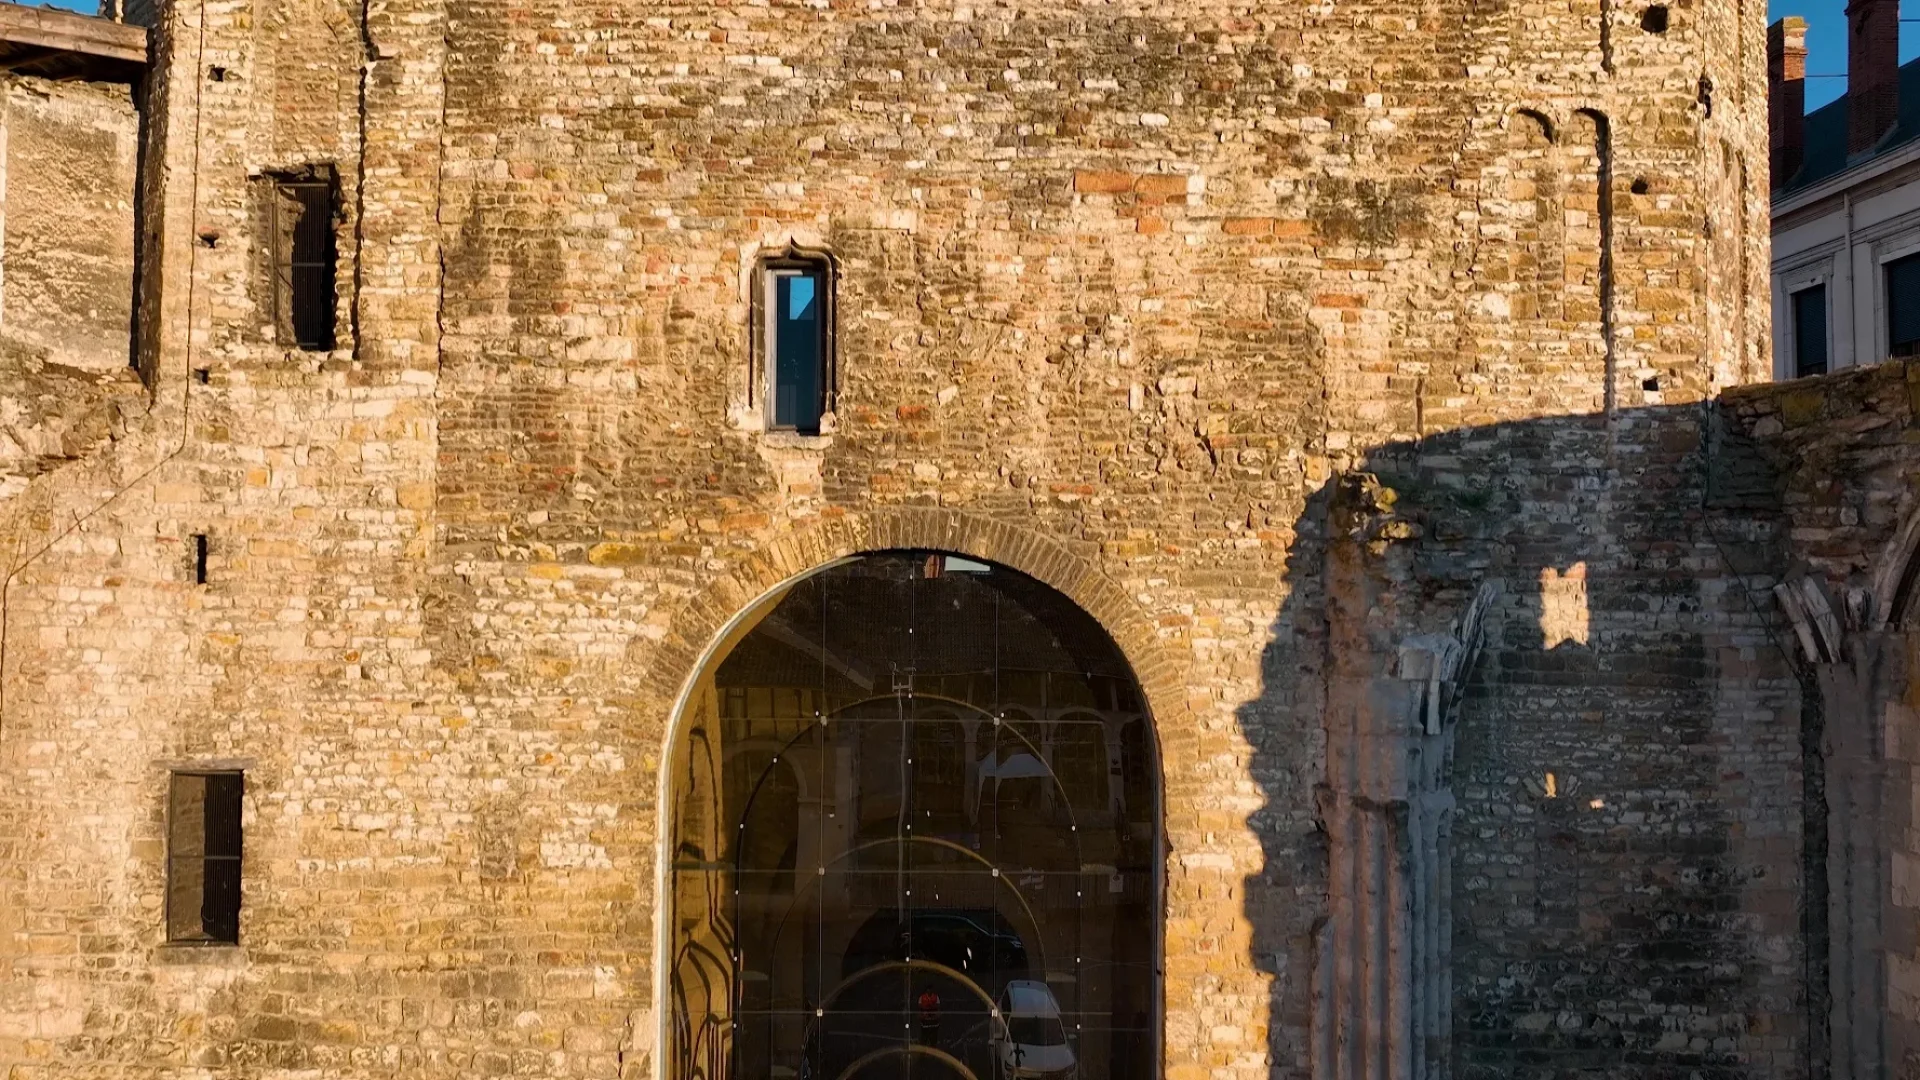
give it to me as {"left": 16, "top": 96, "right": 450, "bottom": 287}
{"left": 1723, "top": 361, "right": 1920, "bottom": 1079}
{"left": 1722, "top": 362, "right": 1920, "bottom": 588}
{"left": 1403, "top": 409, "right": 1805, "bottom": 1079}
{"left": 1, "top": 76, "right": 137, "bottom": 372}
{"left": 0, "top": 73, "right": 142, "bottom": 502}
{"left": 0, "top": 1, "right": 1786, "bottom": 1080}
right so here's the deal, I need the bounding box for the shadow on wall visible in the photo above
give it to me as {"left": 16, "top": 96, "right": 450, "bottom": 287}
{"left": 1241, "top": 401, "right": 1813, "bottom": 1080}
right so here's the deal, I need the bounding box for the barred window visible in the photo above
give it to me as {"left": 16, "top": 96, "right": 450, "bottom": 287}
{"left": 167, "top": 771, "right": 243, "bottom": 944}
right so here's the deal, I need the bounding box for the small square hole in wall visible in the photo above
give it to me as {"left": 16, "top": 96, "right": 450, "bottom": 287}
{"left": 1641, "top": 5, "right": 1670, "bottom": 33}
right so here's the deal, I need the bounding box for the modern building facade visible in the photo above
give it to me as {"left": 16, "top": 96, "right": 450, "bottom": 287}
{"left": 1769, "top": 3, "right": 1920, "bottom": 379}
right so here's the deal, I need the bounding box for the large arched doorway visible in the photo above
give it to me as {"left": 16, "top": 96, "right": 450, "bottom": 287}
{"left": 667, "top": 551, "right": 1162, "bottom": 1080}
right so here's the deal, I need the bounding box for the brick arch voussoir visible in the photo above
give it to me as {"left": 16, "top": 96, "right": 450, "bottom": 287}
{"left": 637, "top": 507, "right": 1185, "bottom": 742}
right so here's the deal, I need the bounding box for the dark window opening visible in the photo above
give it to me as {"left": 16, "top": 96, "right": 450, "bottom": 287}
{"left": 261, "top": 167, "right": 339, "bottom": 351}
{"left": 1793, "top": 284, "right": 1829, "bottom": 377}
{"left": 1889, "top": 253, "right": 1920, "bottom": 359}
{"left": 1641, "top": 5, "right": 1670, "bottom": 32}
{"left": 191, "top": 533, "right": 209, "bottom": 585}
{"left": 167, "top": 771, "right": 243, "bottom": 944}
{"left": 756, "top": 249, "right": 834, "bottom": 435}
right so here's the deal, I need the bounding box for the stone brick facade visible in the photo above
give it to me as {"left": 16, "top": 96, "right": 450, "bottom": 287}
{"left": 4, "top": 0, "right": 1872, "bottom": 1079}
{"left": 1722, "top": 361, "right": 1920, "bottom": 1080}
{"left": 0, "top": 72, "right": 141, "bottom": 501}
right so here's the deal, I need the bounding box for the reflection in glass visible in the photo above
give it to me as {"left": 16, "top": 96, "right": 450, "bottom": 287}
{"left": 772, "top": 270, "right": 825, "bottom": 433}
{"left": 670, "top": 552, "right": 1160, "bottom": 1080}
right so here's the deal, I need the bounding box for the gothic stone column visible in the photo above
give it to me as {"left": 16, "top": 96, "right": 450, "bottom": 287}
{"left": 1778, "top": 578, "right": 1904, "bottom": 1080}
{"left": 1314, "top": 476, "right": 1491, "bottom": 1080}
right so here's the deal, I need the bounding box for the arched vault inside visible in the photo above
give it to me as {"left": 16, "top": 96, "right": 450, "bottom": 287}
{"left": 668, "top": 550, "right": 1163, "bottom": 1080}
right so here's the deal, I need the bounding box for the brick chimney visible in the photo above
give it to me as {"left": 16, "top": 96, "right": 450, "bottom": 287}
{"left": 1848, "top": 0, "right": 1901, "bottom": 156}
{"left": 1770, "top": 18, "right": 1809, "bottom": 189}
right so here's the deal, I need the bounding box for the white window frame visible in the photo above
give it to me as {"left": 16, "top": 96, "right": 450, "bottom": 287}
{"left": 1875, "top": 231, "right": 1920, "bottom": 362}
{"left": 1775, "top": 258, "right": 1835, "bottom": 380}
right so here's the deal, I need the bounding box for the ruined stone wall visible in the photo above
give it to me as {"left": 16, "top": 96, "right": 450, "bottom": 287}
{"left": 1403, "top": 408, "right": 1806, "bottom": 1079}
{"left": 1722, "top": 362, "right": 1920, "bottom": 588}
{"left": 1312, "top": 0, "right": 1800, "bottom": 1075}
{"left": 0, "top": 73, "right": 142, "bottom": 502}
{"left": 1, "top": 76, "right": 137, "bottom": 373}
{"left": 1724, "top": 361, "right": 1920, "bottom": 1078}
{"left": 0, "top": 1, "right": 1783, "bottom": 1079}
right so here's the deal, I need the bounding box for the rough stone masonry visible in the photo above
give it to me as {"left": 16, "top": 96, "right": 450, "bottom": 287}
{"left": 18, "top": 0, "right": 1920, "bottom": 1078}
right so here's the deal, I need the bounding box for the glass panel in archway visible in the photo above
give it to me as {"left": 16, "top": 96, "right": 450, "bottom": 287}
{"left": 670, "top": 551, "right": 1160, "bottom": 1080}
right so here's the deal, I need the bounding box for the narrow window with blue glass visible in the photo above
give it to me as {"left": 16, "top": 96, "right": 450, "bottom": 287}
{"left": 758, "top": 248, "right": 835, "bottom": 435}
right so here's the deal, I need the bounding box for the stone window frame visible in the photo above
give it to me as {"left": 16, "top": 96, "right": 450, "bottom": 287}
{"left": 1773, "top": 254, "right": 1836, "bottom": 380}
{"left": 164, "top": 767, "right": 245, "bottom": 947}
{"left": 253, "top": 164, "right": 343, "bottom": 353}
{"left": 748, "top": 243, "right": 838, "bottom": 439}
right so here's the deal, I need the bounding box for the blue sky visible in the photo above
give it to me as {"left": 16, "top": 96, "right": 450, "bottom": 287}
{"left": 1771, "top": 0, "right": 1919, "bottom": 109}
{"left": 28, "top": 0, "right": 1918, "bottom": 113}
